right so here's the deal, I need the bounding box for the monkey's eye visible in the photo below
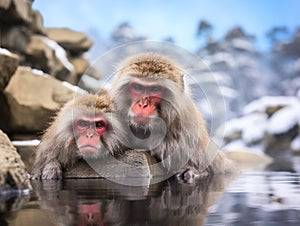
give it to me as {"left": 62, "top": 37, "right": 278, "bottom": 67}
{"left": 77, "top": 120, "right": 89, "bottom": 128}
{"left": 131, "top": 83, "right": 144, "bottom": 91}
{"left": 149, "top": 85, "right": 161, "bottom": 92}
{"left": 95, "top": 120, "right": 106, "bottom": 128}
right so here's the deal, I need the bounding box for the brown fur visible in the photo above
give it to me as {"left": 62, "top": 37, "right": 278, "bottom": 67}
{"left": 117, "top": 53, "right": 185, "bottom": 90}
{"left": 31, "top": 93, "right": 124, "bottom": 179}
{"left": 110, "top": 53, "right": 236, "bottom": 180}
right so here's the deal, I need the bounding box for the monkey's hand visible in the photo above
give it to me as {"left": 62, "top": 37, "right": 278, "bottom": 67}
{"left": 30, "top": 171, "right": 42, "bottom": 180}
{"left": 175, "top": 166, "right": 208, "bottom": 183}
{"left": 41, "top": 161, "right": 62, "bottom": 180}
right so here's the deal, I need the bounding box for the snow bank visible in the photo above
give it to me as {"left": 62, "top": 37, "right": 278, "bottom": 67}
{"left": 224, "top": 113, "right": 267, "bottom": 144}
{"left": 266, "top": 105, "right": 300, "bottom": 135}
{"left": 243, "top": 96, "right": 300, "bottom": 114}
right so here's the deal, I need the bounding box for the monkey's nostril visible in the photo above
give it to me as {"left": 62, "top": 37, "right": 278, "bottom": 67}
{"left": 86, "top": 133, "right": 94, "bottom": 138}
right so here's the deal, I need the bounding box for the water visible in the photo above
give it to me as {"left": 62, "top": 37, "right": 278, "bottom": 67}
{"left": 1, "top": 170, "right": 300, "bottom": 226}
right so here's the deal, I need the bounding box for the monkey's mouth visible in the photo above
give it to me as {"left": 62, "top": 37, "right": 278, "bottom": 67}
{"left": 131, "top": 115, "right": 151, "bottom": 124}
{"left": 78, "top": 145, "right": 99, "bottom": 153}
{"left": 129, "top": 124, "right": 151, "bottom": 139}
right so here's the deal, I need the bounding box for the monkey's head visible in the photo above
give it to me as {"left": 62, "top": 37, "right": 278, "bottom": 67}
{"left": 58, "top": 94, "right": 122, "bottom": 160}
{"left": 110, "top": 53, "right": 192, "bottom": 148}
{"left": 73, "top": 95, "right": 109, "bottom": 158}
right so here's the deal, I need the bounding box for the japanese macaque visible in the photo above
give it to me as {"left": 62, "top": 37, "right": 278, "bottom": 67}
{"left": 109, "top": 53, "right": 235, "bottom": 181}
{"left": 31, "top": 93, "right": 123, "bottom": 180}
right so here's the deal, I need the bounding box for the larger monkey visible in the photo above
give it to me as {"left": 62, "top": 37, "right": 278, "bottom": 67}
{"left": 31, "top": 93, "right": 124, "bottom": 179}
{"left": 109, "top": 53, "right": 235, "bottom": 181}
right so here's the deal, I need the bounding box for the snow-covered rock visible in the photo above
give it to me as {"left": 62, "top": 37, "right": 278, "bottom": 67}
{"left": 217, "top": 96, "right": 300, "bottom": 157}
{"left": 1, "top": 66, "right": 79, "bottom": 133}
{"left": 266, "top": 105, "right": 300, "bottom": 135}
{"left": 244, "top": 96, "right": 300, "bottom": 115}
{"left": 221, "top": 112, "right": 267, "bottom": 145}
{"left": 46, "top": 28, "right": 93, "bottom": 54}
{"left": 24, "top": 35, "right": 79, "bottom": 84}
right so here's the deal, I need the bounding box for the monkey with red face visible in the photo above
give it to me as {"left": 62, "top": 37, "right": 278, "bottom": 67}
{"left": 110, "top": 53, "right": 236, "bottom": 182}
{"left": 31, "top": 93, "right": 123, "bottom": 180}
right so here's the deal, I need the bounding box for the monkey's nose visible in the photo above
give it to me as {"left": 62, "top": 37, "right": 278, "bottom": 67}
{"left": 138, "top": 98, "right": 149, "bottom": 108}
{"left": 138, "top": 102, "right": 148, "bottom": 108}
{"left": 85, "top": 131, "right": 95, "bottom": 138}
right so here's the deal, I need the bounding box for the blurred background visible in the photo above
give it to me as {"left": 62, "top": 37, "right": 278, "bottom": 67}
{"left": 33, "top": 0, "right": 300, "bottom": 156}
{"left": 0, "top": 0, "right": 300, "bottom": 160}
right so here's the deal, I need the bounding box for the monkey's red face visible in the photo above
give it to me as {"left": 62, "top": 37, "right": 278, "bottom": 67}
{"left": 129, "top": 79, "right": 163, "bottom": 125}
{"left": 74, "top": 116, "right": 107, "bottom": 155}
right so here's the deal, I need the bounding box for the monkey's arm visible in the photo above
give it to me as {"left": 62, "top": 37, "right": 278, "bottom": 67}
{"left": 31, "top": 122, "right": 66, "bottom": 180}
{"left": 31, "top": 138, "right": 63, "bottom": 180}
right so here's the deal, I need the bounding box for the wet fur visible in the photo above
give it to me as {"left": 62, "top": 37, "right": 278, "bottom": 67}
{"left": 31, "top": 94, "right": 124, "bottom": 179}
{"left": 110, "top": 53, "right": 236, "bottom": 178}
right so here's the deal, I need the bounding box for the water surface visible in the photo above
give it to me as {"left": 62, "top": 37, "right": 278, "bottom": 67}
{"left": 1, "top": 171, "right": 300, "bottom": 226}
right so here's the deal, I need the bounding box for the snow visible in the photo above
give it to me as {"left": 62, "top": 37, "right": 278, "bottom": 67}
{"left": 219, "top": 86, "right": 237, "bottom": 98}
{"left": 42, "top": 37, "right": 74, "bottom": 72}
{"left": 12, "top": 140, "right": 40, "bottom": 146}
{"left": 266, "top": 105, "right": 300, "bottom": 135}
{"left": 242, "top": 113, "right": 267, "bottom": 144}
{"left": 212, "top": 72, "right": 233, "bottom": 86}
{"left": 209, "top": 52, "right": 235, "bottom": 68}
{"left": 231, "top": 39, "right": 256, "bottom": 52}
{"left": 223, "top": 113, "right": 267, "bottom": 144}
{"left": 0, "top": 47, "right": 13, "bottom": 56}
{"left": 31, "top": 68, "right": 47, "bottom": 77}
{"left": 223, "top": 139, "right": 263, "bottom": 153}
{"left": 243, "top": 96, "right": 300, "bottom": 114}
{"left": 62, "top": 81, "right": 87, "bottom": 94}
{"left": 291, "top": 136, "right": 300, "bottom": 151}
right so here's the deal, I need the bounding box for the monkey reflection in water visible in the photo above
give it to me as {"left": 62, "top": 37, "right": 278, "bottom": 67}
{"left": 30, "top": 174, "right": 233, "bottom": 226}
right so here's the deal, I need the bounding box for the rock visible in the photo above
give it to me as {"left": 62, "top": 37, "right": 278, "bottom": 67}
{"left": 1, "top": 66, "right": 77, "bottom": 133}
{"left": 11, "top": 137, "right": 40, "bottom": 171}
{"left": 264, "top": 124, "right": 299, "bottom": 158}
{"left": 70, "top": 56, "right": 89, "bottom": 78}
{"left": 85, "top": 66, "right": 102, "bottom": 80}
{"left": 0, "top": 48, "right": 19, "bottom": 91}
{"left": 217, "top": 96, "right": 300, "bottom": 159}
{"left": 64, "top": 150, "right": 165, "bottom": 180}
{"left": 225, "top": 150, "right": 273, "bottom": 171}
{"left": 0, "top": 25, "right": 31, "bottom": 52}
{"left": 46, "top": 28, "right": 93, "bottom": 55}
{"left": 30, "top": 10, "right": 46, "bottom": 34}
{"left": 24, "top": 35, "right": 76, "bottom": 83}
{"left": 0, "top": 129, "right": 31, "bottom": 191}
{"left": 0, "top": 0, "right": 32, "bottom": 24}
{"left": 64, "top": 150, "right": 152, "bottom": 179}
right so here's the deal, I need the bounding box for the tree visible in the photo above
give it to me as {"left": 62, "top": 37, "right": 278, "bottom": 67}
{"left": 196, "top": 20, "right": 213, "bottom": 40}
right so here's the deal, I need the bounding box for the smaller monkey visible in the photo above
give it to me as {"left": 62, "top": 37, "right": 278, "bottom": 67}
{"left": 31, "top": 93, "right": 123, "bottom": 180}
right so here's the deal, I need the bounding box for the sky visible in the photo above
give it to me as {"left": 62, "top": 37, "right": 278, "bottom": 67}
{"left": 33, "top": 0, "right": 300, "bottom": 52}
